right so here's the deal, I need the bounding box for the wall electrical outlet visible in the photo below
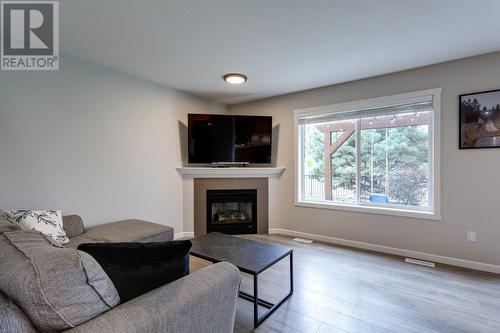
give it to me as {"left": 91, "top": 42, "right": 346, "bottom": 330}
{"left": 467, "top": 231, "right": 477, "bottom": 242}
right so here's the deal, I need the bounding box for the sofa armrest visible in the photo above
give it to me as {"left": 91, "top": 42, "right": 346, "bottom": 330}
{"left": 65, "top": 262, "right": 240, "bottom": 333}
{"left": 62, "top": 215, "right": 85, "bottom": 238}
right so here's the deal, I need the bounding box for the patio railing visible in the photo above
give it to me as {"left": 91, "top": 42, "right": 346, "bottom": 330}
{"left": 303, "top": 175, "right": 356, "bottom": 199}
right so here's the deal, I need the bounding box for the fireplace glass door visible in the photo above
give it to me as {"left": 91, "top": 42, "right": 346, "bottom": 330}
{"left": 206, "top": 189, "right": 257, "bottom": 234}
{"left": 211, "top": 202, "right": 252, "bottom": 224}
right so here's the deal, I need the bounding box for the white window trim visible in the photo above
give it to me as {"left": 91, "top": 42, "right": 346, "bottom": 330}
{"left": 294, "top": 88, "right": 441, "bottom": 221}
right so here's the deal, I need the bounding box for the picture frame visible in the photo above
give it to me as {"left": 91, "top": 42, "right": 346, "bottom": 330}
{"left": 459, "top": 89, "right": 500, "bottom": 149}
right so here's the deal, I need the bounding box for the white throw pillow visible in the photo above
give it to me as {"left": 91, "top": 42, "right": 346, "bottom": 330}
{"left": 4, "top": 210, "right": 70, "bottom": 244}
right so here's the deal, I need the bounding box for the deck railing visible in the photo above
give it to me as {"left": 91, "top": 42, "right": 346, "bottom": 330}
{"left": 303, "top": 175, "right": 356, "bottom": 200}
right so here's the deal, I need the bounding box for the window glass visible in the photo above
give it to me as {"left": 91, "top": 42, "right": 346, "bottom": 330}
{"left": 359, "top": 112, "right": 430, "bottom": 208}
{"left": 299, "top": 101, "right": 433, "bottom": 213}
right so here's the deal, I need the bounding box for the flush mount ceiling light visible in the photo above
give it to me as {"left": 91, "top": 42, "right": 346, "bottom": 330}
{"left": 223, "top": 73, "right": 247, "bottom": 84}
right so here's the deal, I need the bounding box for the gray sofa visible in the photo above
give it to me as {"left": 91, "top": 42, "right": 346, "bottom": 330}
{"left": 0, "top": 216, "right": 241, "bottom": 333}
{"left": 61, "top": 215, "right": 176, "bottom": 247}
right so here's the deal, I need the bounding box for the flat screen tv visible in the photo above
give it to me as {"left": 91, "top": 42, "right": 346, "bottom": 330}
{"left": 188, "top": 114, "right": 272, "bottom": 164}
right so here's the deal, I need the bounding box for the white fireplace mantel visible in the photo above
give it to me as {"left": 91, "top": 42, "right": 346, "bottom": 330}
{"left": 176, "top": 167, "right": 285, "bottom": 178}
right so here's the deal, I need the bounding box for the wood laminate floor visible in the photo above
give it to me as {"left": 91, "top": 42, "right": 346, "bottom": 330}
{"left": 189, "top": 234, "right": 500, "bottom": 333}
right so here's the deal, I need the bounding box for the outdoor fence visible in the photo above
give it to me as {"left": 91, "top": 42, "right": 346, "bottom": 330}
{"left": 303, "top": 175, "right": 357, "bottom": 200}
{"left": 304, "top": 175, "right": 427, "bottom": 207}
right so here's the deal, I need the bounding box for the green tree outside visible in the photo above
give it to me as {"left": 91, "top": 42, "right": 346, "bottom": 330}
{"left": 304, "top": 121, "right": 429, "bottom": 207}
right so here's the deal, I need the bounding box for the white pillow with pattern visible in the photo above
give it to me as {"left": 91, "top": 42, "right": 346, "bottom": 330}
{"left": 4, "top": 210, "right": 70, "bottom": 244}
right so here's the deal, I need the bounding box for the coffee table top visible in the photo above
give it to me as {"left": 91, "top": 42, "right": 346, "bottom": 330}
{"left": 189, "top": 232, "right": 292, "bottom": 274}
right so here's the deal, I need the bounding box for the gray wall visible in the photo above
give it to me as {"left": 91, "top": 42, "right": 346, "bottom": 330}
{"left": 229, "top": 51, "right": 500, "bottom": 266}
{"left": 0, "top": 56, "right": 225, "bottom": 233}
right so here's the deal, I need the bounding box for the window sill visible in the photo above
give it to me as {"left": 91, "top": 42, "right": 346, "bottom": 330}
{"left": 295, "top": 200, "right": 441, "bottom": 221}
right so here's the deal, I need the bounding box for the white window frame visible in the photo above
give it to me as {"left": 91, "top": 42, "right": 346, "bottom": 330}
{"left": 294, "top": 88, "right": 441, "bottom": 220}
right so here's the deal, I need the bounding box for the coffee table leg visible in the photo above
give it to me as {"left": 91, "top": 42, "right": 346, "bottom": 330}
{"left": 237, "top": 250, "right": 294, "bottom": 328}
{"left": 290, "top": 250, "right": 294, "bottom": 294}
{"left": 253, "top": 274, "right": 259, "bottom": 328}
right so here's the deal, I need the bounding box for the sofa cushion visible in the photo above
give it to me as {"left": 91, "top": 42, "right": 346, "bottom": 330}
{"left": 62, "top": 215, "right": 85, "bottom": 238}
{"left": 0, "top": 291, "right": 37, "bottom": 333}
{"left": 0, "top": 209, "right": 11, "bottom": 223}
{"left": 78, "top": 240, "right": 191, "bottom": 303}
{"left": 0, "top": 210, "right": 19, "bottom": 234}
{"left": 66, "top": 219, "right": 173, "bottom": 248}
{"left": 0, "top": 231, "right": 120, "bottom": 332}
{"left": 4, "top": 210, "right": 70, "bottom": 244}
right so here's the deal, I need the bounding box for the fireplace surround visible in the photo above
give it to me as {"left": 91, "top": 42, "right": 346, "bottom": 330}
{"left": 192, "top": 178, "right": 269, "bottom": 236}
{"left": 176, "top": 167, "right": 285, "bottom": 237}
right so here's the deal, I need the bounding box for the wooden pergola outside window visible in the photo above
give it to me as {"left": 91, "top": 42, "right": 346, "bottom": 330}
{"left": 315, "top": 113, "right": 429, "bottom": 200}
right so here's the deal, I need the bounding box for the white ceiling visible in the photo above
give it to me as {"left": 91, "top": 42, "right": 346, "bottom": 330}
{"left": 61, "top": 0, "right": 500, "bottom": 105}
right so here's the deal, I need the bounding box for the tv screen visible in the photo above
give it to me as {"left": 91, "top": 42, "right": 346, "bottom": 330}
{"left": 188, "top": 114, "right": 272, "bottom": 164}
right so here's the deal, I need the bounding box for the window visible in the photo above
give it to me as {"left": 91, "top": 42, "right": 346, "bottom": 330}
{"left": 295, "top": 89, "right": 441, "bottom": 219}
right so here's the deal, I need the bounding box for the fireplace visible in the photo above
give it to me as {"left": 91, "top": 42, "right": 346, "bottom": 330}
{"left": 206, "top": 189, "right": 257, "bottom": 235}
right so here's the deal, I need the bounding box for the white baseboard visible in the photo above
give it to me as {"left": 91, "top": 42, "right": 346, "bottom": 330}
{"left": 174, "top": 232, "right": 194, "bottom": 239}
{"left": 269, "top": 228, "right": 500, "bottom": 274}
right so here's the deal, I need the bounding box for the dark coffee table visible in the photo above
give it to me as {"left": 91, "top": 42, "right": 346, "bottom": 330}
{"left": 189, "top": 232, "right": 293, "bottom": 328}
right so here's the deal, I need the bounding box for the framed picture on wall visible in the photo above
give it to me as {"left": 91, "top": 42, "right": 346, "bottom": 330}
{"left": 460, "top": 89, "right": 500, "bottom": 149}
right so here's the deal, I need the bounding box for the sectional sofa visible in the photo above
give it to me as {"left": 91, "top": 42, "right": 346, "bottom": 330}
{"left": 0, "top": 215, "right": 240, "bottom": 333}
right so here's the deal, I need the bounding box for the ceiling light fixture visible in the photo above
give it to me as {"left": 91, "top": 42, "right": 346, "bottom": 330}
{"left": 223, "top": 73, "right": 247, "bottom": 84}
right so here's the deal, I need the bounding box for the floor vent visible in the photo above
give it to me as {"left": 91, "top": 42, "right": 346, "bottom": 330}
{"left": 405, "top": 258, "right": 435, "bottom": 267}
{"left": 293, "top": 238, "right": 313, "bottom": 244}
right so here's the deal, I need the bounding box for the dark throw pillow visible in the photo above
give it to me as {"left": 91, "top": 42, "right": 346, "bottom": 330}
{"left": 78, "top": 240, "right": 191, "bottom": 303}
